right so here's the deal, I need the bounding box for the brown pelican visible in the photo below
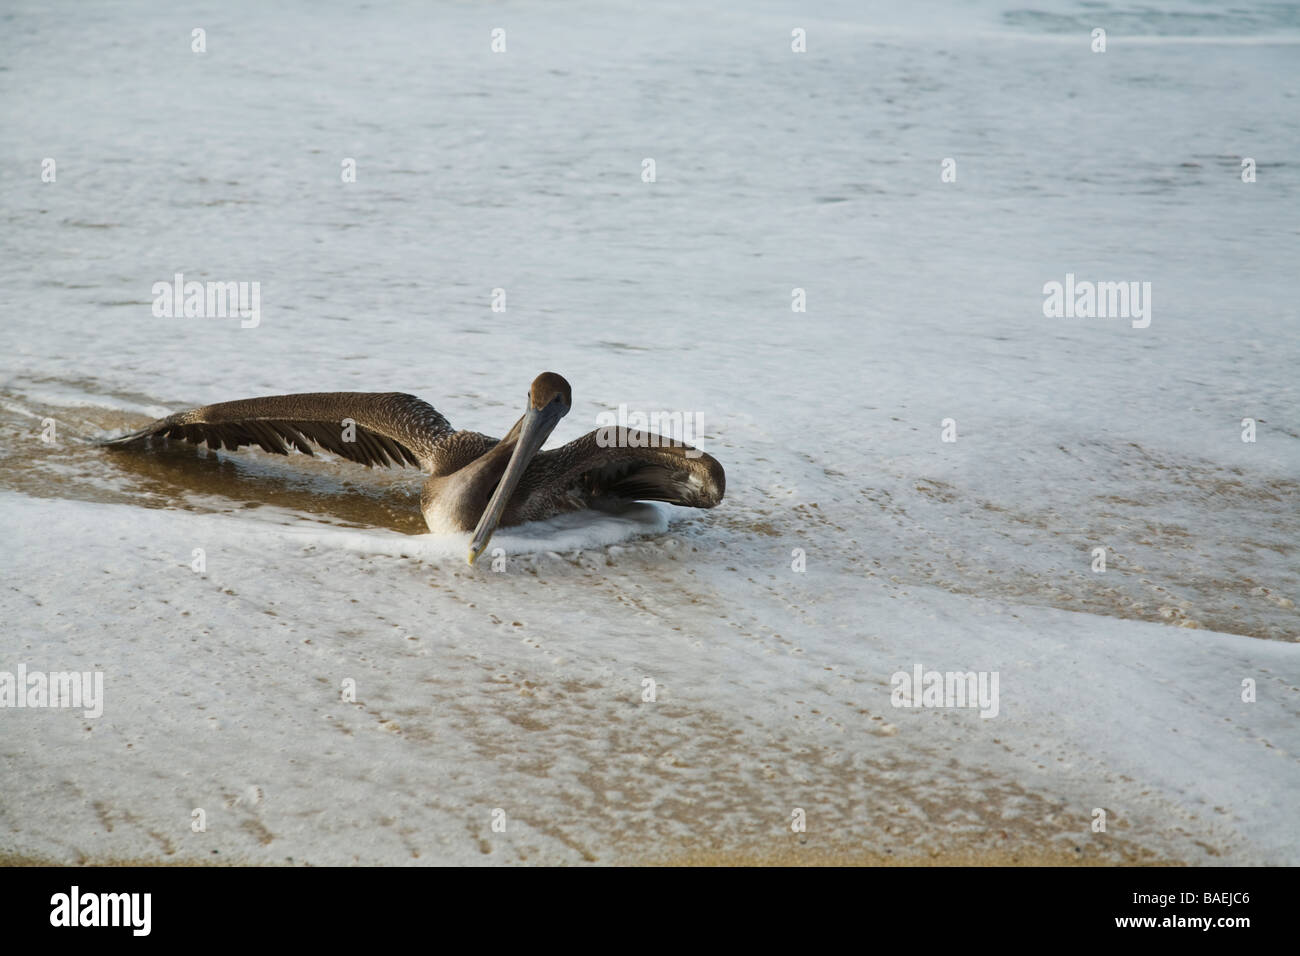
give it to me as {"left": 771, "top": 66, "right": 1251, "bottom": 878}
{"left": 104, "top": 373, "right": 725, "bottom": 564}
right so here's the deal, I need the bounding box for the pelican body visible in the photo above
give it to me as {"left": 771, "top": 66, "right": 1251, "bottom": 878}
{"left": 104, "top": 373, "right": 725, "bottom": 564}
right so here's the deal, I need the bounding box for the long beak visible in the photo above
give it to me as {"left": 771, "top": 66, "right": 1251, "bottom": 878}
{"left": 467, "top": 402, "right": 565, "bottom": 565}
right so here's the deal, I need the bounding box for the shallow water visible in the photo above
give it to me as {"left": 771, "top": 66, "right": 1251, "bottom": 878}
{"left": 2, "top": 0, "right": 1298, "bottom": 865}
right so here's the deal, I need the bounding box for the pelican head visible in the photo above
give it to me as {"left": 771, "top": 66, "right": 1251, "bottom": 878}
{"left": 467, "top": 372, "right": 572, "bottom": 564}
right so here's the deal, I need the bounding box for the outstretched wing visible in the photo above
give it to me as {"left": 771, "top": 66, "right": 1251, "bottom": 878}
{"left": 539, "top": 428, "right": 725, "bottom": 509}
{"left": 103, "top": 392, "right": 454, "bottom": 472}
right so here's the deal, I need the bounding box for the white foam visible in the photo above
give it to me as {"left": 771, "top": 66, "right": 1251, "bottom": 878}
{"left": 278, "top": 502, "right": 669, "bottom": 560}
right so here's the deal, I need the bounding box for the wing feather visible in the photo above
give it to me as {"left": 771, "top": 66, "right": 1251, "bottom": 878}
{"left": 540, "top": 428, "right": 725, "bottom": 508}
{"left": 103, "top": 392, "right": 454, "bottom": 472}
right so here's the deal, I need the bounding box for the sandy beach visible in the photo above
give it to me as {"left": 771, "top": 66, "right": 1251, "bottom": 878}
{"left": 2, "top": 0, "right": 1297, "bottom": 867}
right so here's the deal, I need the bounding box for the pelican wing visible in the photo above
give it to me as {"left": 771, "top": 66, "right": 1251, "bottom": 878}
{"left": 103, "top": 392, "right": 453, "bottom": 471}
{"left": 543, "top": 428, "right": 725, "bottom": 508}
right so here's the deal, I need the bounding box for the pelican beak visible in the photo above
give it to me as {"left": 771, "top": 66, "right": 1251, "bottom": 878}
{"left": 467, "top": 400, "right": 566, "bottom": 565}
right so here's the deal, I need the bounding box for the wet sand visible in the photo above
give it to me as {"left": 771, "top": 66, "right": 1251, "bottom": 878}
{"left": 5, "top": 386, "right": 1296, "bottom": 641}
{"left": 1, "top": 382, "right": 1292, "bottom": 867}
{"left": 3, "top": 844, "right": 1176, "bottom": 867}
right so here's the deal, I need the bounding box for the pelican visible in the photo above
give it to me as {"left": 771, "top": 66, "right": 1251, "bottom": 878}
{"left": 103, "top": 372, "right": 725, "bottom": 564}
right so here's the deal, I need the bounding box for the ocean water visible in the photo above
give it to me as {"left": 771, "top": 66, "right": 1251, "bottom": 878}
{"left": 1, "top": 1, "right": 1297, "bottom": 865}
